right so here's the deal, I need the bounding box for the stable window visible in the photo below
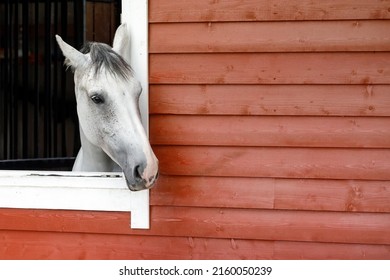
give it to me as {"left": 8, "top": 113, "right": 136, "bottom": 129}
{"left": 0, "top": 0, "right": 150, "bottom": 229}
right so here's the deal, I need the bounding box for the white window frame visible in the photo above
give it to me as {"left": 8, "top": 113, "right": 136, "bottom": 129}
{"left": 0, "top": 1, "right": 150, "bottom": 229}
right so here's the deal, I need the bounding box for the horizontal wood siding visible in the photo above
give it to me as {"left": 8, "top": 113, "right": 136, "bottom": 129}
{"left": 150, "top": 116, "right": 390, "bottom": 148}
{"left": 1, "top": 208, "right": 389, "bottom": 244}
{"left": 2, "top": 229, "right": 389, "bottom": 259}
{"left": 151, "top": 0, "right": 390, "bottom": 260}
{"left": 149, "top": 0, "right": 390, "bottom": 22}
{"left": 150, "top": 53, "right": 390, "bottom": 84}
{"left": 150, "top": 85, "right": 390, "bottom": 116}
{"left": 150, "top": 20, "right": 390, "bottom": 53}
{"left": 154, "top": 147, "right": 390, "bottom": 181}
{"left": 1, "top": 0, "right": 390, "bottom": 259}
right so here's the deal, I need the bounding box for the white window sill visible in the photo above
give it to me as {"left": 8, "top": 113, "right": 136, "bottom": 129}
{"left": 0, "top": 170, "right": 149, "bottom": 229}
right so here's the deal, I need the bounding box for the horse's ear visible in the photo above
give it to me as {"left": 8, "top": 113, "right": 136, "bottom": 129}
{"left": 55, "top": 35, "right": 87, "bottom": 70}
{"left": 112, "top": 23, "right": 131, "bottom": 64}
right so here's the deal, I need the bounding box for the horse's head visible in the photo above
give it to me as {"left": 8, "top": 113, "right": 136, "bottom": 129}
{"left": 55, "top": 24, "right": 158, "bottom": 191}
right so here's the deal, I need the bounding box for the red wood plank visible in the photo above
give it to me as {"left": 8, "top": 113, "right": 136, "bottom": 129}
{"left": 1, "top": 230, "right": 389, "bottom": 259}
{"left": 151, "top": 176, "right": 390, "bottom": 213}
{"left": 150, "top": 0, "right": 390, "bottom": 22}
{"left": 152, "top": 175, "right": 275, "bottom": 209}
{"left": 273, "top": 179, "right": 390, "bottom": 213}
{"left": 150, "top": 53, "right": 390, "bottom": 85}
{"left": 154, "top": 146, "right": 390, "bottom": 180}
{"left": 150, "top": 115, "right": 390, "bottom": 148}
{"left": 150, "top": 85, "right": 390, "bottom": 116}
{"left": 0, "top": 208, "right": 389, "bottom": 244}
{"left": 150, "top": 21, "right": 390, "bottom": 53}
{"left": 272, "top": 241, "right": 390, "bottom": 260}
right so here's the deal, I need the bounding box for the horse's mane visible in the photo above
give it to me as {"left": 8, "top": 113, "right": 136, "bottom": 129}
{"left": 79, "top": 42, "right": 133, "bottom": 79}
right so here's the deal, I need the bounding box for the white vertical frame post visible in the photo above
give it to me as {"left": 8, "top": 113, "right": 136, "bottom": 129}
{"left": 121, "top": 0, "right": 150, "bottom": 229}
{"left": 121, "top": 0, "right": 149, "bottom": 130}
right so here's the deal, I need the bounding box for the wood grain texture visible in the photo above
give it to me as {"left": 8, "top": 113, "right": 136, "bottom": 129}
{"left": 150, "top": 85, "right": 390, "bottom": 116}
{"left": 150, "top": 53, "right": 390, "bottom": 85}
{"left": 150, "top": 115, "right": 390, "bottom": 148}
{"left": 1, "top": 230, "right": 389, "bottom": 260}
{"left": 86, "top": 2, "right": 117, "bottom": 45}
{"left": 150, "top": 0, "right": 390, "bottom": 22}
{"left": 150, "top": 20, "right": 390, "bottom": 53}
{"left": 151, "top": 176, "right": 390, "bottom": 213}
{"left": 154, "top": 146, "right": 390, "bottom": 180}
{"left": 0, "top": 208, "right": 389, "bottom": 245}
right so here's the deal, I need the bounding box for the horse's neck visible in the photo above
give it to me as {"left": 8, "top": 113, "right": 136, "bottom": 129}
{"left": 72, "top": 127, "right": 120, "bottom": 172}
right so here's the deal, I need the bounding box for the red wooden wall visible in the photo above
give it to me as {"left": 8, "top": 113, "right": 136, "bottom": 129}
{"left": 1, "top": 0, "right": 390, "bottom": 259}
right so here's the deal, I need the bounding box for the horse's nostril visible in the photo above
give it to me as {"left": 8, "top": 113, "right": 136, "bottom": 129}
{"left": 133, "top": 164, "right": 144, "bottom": 181}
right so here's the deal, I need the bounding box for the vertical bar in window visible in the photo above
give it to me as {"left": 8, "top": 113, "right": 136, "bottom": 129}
{"left": 60, "top": 0, "right": 68, "bottom": 156}
{"left": 21, "top": 0, "right": 29, "bottom": 158}
{"left": 2, "top": 1, "right": 11, "bottom": 158}
{"left": 44, "top": 0, "right": 51, "bottom": 157}
{"left": 53, "top": 0, "right": 59, "bottom": 157}
{"left": 33, "top": 0, "right": 39, "bottom": 158}
{"left": 11, "top": 0, "right": 19, "bottom": 158}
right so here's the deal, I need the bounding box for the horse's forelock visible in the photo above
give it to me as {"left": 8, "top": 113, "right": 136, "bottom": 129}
{"left": 80, "top": 42, "right": 133, "bottom": 79}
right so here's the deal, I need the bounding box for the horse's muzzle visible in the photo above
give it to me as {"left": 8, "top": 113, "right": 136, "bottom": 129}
{"left": 124, "top": 169, "right": 159, "bottom": 191}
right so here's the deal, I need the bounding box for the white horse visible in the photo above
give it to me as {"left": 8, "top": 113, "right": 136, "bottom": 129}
{"left": 55, "top": 24, "right": 158, "bottom": 191}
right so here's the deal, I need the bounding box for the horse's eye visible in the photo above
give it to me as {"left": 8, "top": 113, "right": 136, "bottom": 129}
{"left": 91, "top": 94, "right": 104, "bottom": 104}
